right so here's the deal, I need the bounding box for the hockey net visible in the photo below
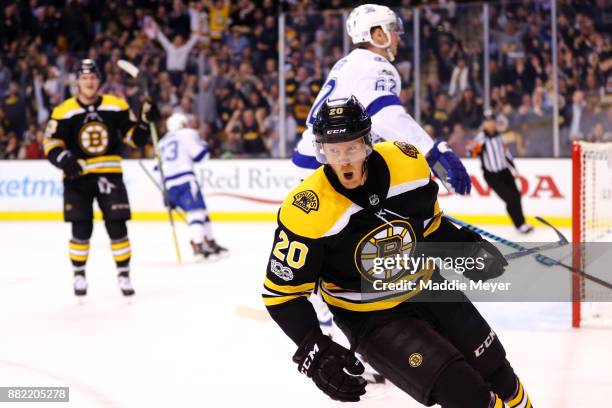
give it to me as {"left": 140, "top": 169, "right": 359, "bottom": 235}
{"left": 572, "top": 141, "right": 612, "bottom": 327}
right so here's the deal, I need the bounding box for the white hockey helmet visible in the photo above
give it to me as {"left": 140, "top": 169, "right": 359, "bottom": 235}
{"left": 346, "top": 4, "right": 404, "bottom": 60}
{"left": 166, "top": 112, "right": 189, "bottom": 132}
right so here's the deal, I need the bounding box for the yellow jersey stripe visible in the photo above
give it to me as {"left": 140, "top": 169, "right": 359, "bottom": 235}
{"left": 493, "top": 395, "right": 503, "bottom": 408}
{"left": 321, "top": 287, "right": 424, "bottom": 312}
{"left": 84, "top": 155, "right": 122, "bottom": 164}
{"left": 83, "top": 168, "right": 122, "bottom": 175}
{"left": 111, "top": 241, "right": 130, "bottom": 250}
{"left": 113, "top": 252, "right": 131, "bottom": 262}
{"left": 43, "top": 139, "right": 66, "bottom": 155}
{"left": 507, "top": 382, "right": 524, "bottom": 407}
{"left": 263, "top": 294, "right": 309, "bottom": 306}
{"left": 123, "top": 126, "right": 136, "bottom": 148}
{"left": 69, "top": 254, "right": 88, "bottom": 262}
{"left": 264, "top": 277, "right": 315, "bottom": 294}
{"left": 423, "top": 211, "right": 443, "bottom": 237}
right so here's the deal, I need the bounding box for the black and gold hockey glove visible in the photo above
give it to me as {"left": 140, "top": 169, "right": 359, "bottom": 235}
{"left": 459, "top": 227, "right": 508, "bottom": 282}
{"left": 293, "top": 331, "right": 367, "bottom": 402}
{"left": 58, "top": 152, "right": 83, "bottom": 179}
{"left": 140, "top": 99, "right": 161, "bottom": 124}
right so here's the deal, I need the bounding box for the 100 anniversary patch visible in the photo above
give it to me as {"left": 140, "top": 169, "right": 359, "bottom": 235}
{"left": 292, "top": 190, "right": 319, "bottom": 214}
{"left": 394, "top": 142, "right": 419, "bottom": 159}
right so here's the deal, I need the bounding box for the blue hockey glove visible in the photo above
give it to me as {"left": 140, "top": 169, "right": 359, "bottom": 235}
{"left": 426, "top": 141, "right": 472, "bottom": 195}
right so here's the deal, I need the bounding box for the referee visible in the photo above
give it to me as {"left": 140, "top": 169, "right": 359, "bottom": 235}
{"left": 470, "top": 110, "right": 533, "bottom": 234}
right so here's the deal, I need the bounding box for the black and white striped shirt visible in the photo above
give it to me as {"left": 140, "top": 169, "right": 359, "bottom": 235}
{"left": 473, "top": 130, "right": 513, "bottom": 173}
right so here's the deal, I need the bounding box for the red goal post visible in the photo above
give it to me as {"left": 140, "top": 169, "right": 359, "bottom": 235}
{"left": 572, "top": 141, "right": 612, "bottom": 328}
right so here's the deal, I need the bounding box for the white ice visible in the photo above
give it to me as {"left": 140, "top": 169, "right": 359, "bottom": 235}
{"left": 0, "top": 221, "right": 610, "bottom": 407}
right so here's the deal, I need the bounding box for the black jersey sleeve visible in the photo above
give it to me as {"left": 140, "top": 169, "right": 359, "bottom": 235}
{"left": 117, "top": 106, "right": 149, "bottom": 148}
{"left": 263, "top": 218, "right": 324, "bottom": 345}
{"left": 43, "top": 113, "right": 71, "bottom": 168}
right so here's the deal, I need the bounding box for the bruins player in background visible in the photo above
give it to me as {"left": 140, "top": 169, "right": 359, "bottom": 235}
{"left": 262, "top": 97, "right": 533, "bottom": 407}
{"left": 44, "top": 59, "right": 156, "bottom": 297}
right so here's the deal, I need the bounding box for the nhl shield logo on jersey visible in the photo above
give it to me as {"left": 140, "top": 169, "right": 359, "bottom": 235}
{"left": 79, "top": 121, "right": 110, "bottom": 155}
{"left": 292, "top": 190, "right": 320, "bottom": 214}
{"left": 394, "top": 142, "right": 419, "bottom": 159}
{"left": 354, "top": 220, "right": 417, "bottom": 283}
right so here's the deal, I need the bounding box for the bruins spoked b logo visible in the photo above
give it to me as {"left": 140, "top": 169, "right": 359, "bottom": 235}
{"left": 79, "top": 121, "right": 109, "bottom": 155}
{"left": 354, "top": 220, "right": 416, "bottom": 283}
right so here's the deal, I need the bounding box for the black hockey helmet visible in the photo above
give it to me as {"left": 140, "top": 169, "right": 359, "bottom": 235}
{"left": 77, "top": 59, "right": 100, "bottom": 78}
{"left": 312, "top": 95, "right": 373, "bottom": 164}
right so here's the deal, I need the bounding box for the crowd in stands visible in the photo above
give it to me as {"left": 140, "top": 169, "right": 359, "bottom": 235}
{"left": 391, "top": 0, "right": 612, "bottom": 157}
{"left": 0, "top": 0, "right": 610, "bottom": 160}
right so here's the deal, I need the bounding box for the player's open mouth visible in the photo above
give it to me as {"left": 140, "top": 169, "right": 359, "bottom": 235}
{"left": 343, "top": 171, "right": 354, "bottom": 180}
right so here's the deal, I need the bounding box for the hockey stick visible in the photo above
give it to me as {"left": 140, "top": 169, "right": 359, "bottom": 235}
{"left": 118, "top": 59, "right": 182, "bottom": 264}
{"left": 445, "top": 215, "right": 612, "bottom": 290}
{"left": 137, "top": 160, "right": 188, "bottom": 224}
{"left": 504, "top": 217, "right": 569, "bottom": 260}
{"left": 444, "top": 215, "right": 556, "bottom": 265}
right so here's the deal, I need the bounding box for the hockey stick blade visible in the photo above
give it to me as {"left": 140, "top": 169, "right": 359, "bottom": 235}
{"left": 535, "top": 216, "right": 569, "bottom": 244}
{"left": 117, "top": 59, "right": 139, "bottom": 79}
{"left": 505, "top": 217, "right": 569, "bottom": 260}
{"left": 445, "top": 215, "right": 612, "bottom": 290}
{"left": 444, "top": 215, "right": 558, "bottom": 266}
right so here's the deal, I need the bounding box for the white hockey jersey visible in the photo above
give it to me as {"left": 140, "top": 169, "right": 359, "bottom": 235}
{"left": 158, "top": 128, "right": 209, "bottom": 189}
{"left": 293, "top": 48, "right": 433, "bottom": 173}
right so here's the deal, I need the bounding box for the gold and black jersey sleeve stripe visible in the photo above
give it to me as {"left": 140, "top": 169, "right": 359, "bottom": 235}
{"left": 262, "top": 219, "right": 324, "bottom": 345}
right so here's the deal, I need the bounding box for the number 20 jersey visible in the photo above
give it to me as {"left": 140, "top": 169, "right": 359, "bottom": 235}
{"left": 264, "top": 142, "right": 444, "bottom": 315}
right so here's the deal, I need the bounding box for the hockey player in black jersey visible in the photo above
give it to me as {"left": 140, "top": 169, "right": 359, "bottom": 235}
{"left": 262, "top": 96, "right": 533, "bottom": 407}
{"left": 44, "top": 59, "right": 156, "bottom": 297}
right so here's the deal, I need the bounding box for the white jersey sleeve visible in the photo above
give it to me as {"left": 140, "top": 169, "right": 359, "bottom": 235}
{"left": 369, "top": 105, "right": 434, "bottom": 152}
{"left": 297, "top": 48, "right": 433, "bottom": 174}
{"left": 158, "top": 128, "right": 208, "bottom": 188}
{"left": 182, "top": 129, "right": 209, "bottom": 162}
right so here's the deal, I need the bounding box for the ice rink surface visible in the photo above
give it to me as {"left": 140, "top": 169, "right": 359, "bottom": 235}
{"left": 1, "top": 221, "right": 610, "bottom": 407}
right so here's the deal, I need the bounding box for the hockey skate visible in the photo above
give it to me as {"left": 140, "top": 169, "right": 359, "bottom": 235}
{"left": 205, "top": 238, "right": 228, "bottom": 256}
{"left": 118, "top": 274, "right": 135, "bottom": 296}
{"left": 73, "top": 274, "right": 87, "bottom": 296}
{"left": 191, "top": 240, "right": 215, "bottom": 258}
